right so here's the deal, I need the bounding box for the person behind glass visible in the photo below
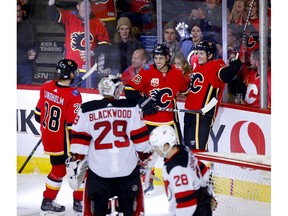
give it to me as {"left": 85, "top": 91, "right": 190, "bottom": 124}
{"left": 228, "top": 0, "right": 247, "bottom": 25}
{"left": 172, "top": 52, "right": 192, "bottom": 101}
{"left": 187, "top": 0, "right": 223, "bottom": 53}
{"left": 243, "top": 48, "right": 271, "bottom": 109}
{"left": 120, "top": 48, "right": 150, "bottom": 86}
{"left": 124, "top": 44, "right": 190, "bottom": 195}
{"left": 239, "top": 0, "right": 271, "bottom": 65}
{"left": 163, "top": 21, "right": 181, "bottom": 63}
{"left": 17, "top": 1, "right": 39, "bottom": 84}
{"left": 149, "top": 125, "right": 214, "bottom": 216}
{"left": 117, "top": 0, "right": 156, "bottom": 34}
{"left": 184, "top": 40, "right": 242, "bottom": 151}
{"left": 90, "top": 0, "right": 117, "bottom": 38}
{"left": 107, "top": 17, "right": 144, "bottom": 76}
{"left": 34, "top": 59, "right": 83, "bottom": 215}
{"left": 176, "top": 21, "right": 204, "bottom": 61}
{"left": 69, "top": 75, "right": 153, "bottom": 215}
{"left": 47, "top": 0, "right": 111, "bottom": 89}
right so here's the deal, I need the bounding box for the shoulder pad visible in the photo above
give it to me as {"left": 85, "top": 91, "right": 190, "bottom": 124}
{"left": 72, "top": 89, "right": 80, "bottom": 96}
{"left": 143, "top": 65, "right": 151, "bottom": 70}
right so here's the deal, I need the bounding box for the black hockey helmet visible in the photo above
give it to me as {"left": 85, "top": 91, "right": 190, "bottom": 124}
{"left": 152, "top": 43, "right": 170, "bottom": 56}
{"left": 56, "top": 59, "right": 78, "bottom": 79}
{"left": 196, "top": 40, "right": 217, "bottom": 59}
{"left": 152, "top": 43, "right": 170, "bottom": 62}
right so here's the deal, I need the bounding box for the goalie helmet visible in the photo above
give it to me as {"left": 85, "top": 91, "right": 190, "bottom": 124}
{"left": 196, "top": 40, "right": 217, "bottom": 59}
{"left": 149, "top": 125, "right": 177, "bottom": 156}
{"left": 98, "top": 75, "right": 124, "bottom": 99}
{"left": 56, "top": 59, "right": 78, "bottom": 79}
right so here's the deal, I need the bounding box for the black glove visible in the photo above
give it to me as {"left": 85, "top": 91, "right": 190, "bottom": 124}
{"left": 228, "top": 58, "right": 242, "bottom": 72}
{"left": 138, "top": 97, "right": 158, "bottom": 115}
{"left": 150, "top": 89, "right": 161, "bottom": 103}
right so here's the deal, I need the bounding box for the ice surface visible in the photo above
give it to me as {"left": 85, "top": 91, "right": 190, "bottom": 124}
{"left": 17, "top": 173, "right": 170, "bottom": 216}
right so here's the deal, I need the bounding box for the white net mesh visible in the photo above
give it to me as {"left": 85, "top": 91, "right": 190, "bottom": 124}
{"left": 196, "top": 152, "right": 271, "bottom": 216}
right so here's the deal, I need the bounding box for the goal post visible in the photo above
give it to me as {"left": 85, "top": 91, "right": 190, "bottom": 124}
{"left": 195, "top": 152, "right": 271, "bottom": 216}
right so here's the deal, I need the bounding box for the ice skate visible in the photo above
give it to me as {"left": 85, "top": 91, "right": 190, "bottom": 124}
{"left": 73, "top": 198, "right": 83, "bottom": 215}
{"left": 144, "top": 180, "right": 154, "bottom": 196}
{"left": 40, "top": 198, "right": 65, "bottom": 215}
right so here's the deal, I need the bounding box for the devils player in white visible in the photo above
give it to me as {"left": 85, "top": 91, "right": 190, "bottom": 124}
{"left": 67, "top": 75, "right": 152, "bottom": 215}
{"left": 149, "top": 125, "right": 214, "bottom": 216}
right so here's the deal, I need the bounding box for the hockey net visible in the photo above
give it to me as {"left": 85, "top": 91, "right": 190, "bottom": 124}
{"left": 195, "top": 152, "right": 271, "bottom": 216}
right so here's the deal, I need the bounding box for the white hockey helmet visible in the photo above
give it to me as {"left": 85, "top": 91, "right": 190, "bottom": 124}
{"left": 149, "top": 125, "right": 177, "bottom": 157}
{"left": 98, "top": 75, "right": 124, "bottom": 99}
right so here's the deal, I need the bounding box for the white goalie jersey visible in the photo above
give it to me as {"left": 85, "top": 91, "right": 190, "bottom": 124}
{"left": 70, "top": 98, "right": 151, "bottom": 178}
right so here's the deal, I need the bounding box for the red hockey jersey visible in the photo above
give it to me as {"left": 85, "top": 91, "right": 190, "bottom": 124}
{"left": 91, "top": 0, "right": 116, "bottom": 21}
{"left": 34, "top": 80, "right": 82, "bottom": 155}
{"left": 57, "top": 9, "right": 111, "bottom": 72}
{"left": 185, "top": 59, "right": 226, "bottom": 118}
{"left": 127, "top": 64, "right": 190, "bottom": 125}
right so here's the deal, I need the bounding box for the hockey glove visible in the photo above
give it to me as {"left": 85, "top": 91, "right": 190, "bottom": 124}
{"left": 66, "top": 157, "right": 88, "bottom": 190}
{"left": 242, "top": 33, "right": 250, "bottom": 47}
{"left": 138, "top": 96, "right": 158, "bottom": 115}
{"left": 176, "top": 22, "right": 191, "bottom": 39}
{"left": 228, "top": 58, "right": 242, "bottom": 72}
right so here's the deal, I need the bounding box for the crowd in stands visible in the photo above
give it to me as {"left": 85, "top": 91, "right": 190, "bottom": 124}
{"left": 17, "top": 0, "right": 271, "bottom": 109}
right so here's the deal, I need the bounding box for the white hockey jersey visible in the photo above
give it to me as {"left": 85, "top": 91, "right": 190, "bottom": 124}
{"left": 70, "top": 98, "right": 151, "bottom": 178}
{"left": 162, "top": 145, "right": 209, "bottom": 216}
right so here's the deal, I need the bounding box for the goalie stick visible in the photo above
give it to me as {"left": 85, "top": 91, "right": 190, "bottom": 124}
{"left": 18, "top": 138, "right": 42, "bottom": 173}
{"left": 157, "top": 97, "right": 218, "bottom": 114}
{"left": 75, "top": 61, "right": 98, "bottom": 88}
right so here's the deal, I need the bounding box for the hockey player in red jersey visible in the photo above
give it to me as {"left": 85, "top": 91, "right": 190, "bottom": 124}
{"left": 185, "top": 40, "right": 242, "bottom": 151}
{"left": 47, "top": 0, "right": 111, "bottom": 88}
{"left": 149, "top": 125, "right": 213, "bottom": 216}
{"left": 67, "top": 75, "right": 152, "bottom": 215}
{"left": 125, "top": 43, "right": 190, "bottom": 195}
{"left": 34, "top": 59, "right": 83, "bottom": 215}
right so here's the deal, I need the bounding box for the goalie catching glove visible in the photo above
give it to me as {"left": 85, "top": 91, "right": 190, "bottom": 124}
{"left": 65, "top": 157, "right": 88, "bottom": 190}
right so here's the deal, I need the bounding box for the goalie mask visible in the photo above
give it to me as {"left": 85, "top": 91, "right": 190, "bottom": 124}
{"left": 98, "top": 75, "right": 124, "bottom": 99}
{"left": 149, "top": 125, "right": 177, "bottom": 157}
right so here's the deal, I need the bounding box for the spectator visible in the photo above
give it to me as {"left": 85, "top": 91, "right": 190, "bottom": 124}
{"left": 47, "top": 0, "right": 111, "bottom": 88}
{"left": 68, "top": 75, "right": 152, "bottom": 215}
{"left": 243, "top": 49, "right": 271, "bottom": 108}
{"left": 176, "top": 21, "right": 204, "bottom": 60}
{"left": 90, "top": 0, "right": 117, "bottom": 38}
{"left": 228, "top": 0, "right": 247, "bottom": 25}
{"left": 184, "top": 40, "right": 242, "bottom": 151}
{"left": 187, "top": 0, "right": 223, "bottom": 46}
{"left": 163, "top": 21, "right": 181, "bottom": 63}
{"left": 107, "top": 17, "right": 144, "bottom": 75}
{"left": 125, "top": 44, "right": 190, "bottom": 195}
{"left": 239, "top": 0, "right": 271, "bottom": 65}
{"left": 117, "top": 0, "right": 156, "bottom": 34}
{"left": 149, "top": 125, "right": 213, "bottom": 216}
{"left": 120, "top": 48, "right": 150, "bottom": 86}
{"left": 34, "top": 59, "right": 83, "bottom": 215}
{"left": 172, "top": 52, "right": 192, "bottom": 100}
{"left": 17, "top": 1, "right": 39, "bottom": 85}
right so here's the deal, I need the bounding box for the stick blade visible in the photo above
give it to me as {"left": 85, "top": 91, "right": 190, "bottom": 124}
{"left": 201, "top": 97, "right": 218, "bottom": 114}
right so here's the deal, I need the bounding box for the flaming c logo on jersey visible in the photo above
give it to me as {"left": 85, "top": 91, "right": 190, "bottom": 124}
{"left": 71, "top": 32, "right": 93, "bottom": 51}
{"left": 230, "top": 121, "right": 265, "bottom": 154}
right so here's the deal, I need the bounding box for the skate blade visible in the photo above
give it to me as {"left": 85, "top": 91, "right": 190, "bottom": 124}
{"left": 40, "top": 210, "right": 66, "bottom": 216}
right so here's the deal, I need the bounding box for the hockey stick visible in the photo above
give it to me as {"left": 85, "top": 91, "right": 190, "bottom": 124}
{"left": 157, "top": 97, "right": 218, "bottom": 114}
{"left": 18, "top": 138, "right": 42, "bottom": 173}
{"left": 75, "top": 61, "right": 98, "bottom": 88}
{"left": 144, "top": 152, "right": 158, "bottom": 189}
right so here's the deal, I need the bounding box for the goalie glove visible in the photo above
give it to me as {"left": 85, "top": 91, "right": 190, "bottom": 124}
{"left": 175, "top": 22, "right": 192, "bottom": 39}
{"left": 65, "top": 157, "right": 88, "bottom": 190}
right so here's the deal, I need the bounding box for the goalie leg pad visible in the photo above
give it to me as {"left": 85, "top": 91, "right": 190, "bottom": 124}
{"left": 66, "top": 158, "right": 88, "bottom": 190}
